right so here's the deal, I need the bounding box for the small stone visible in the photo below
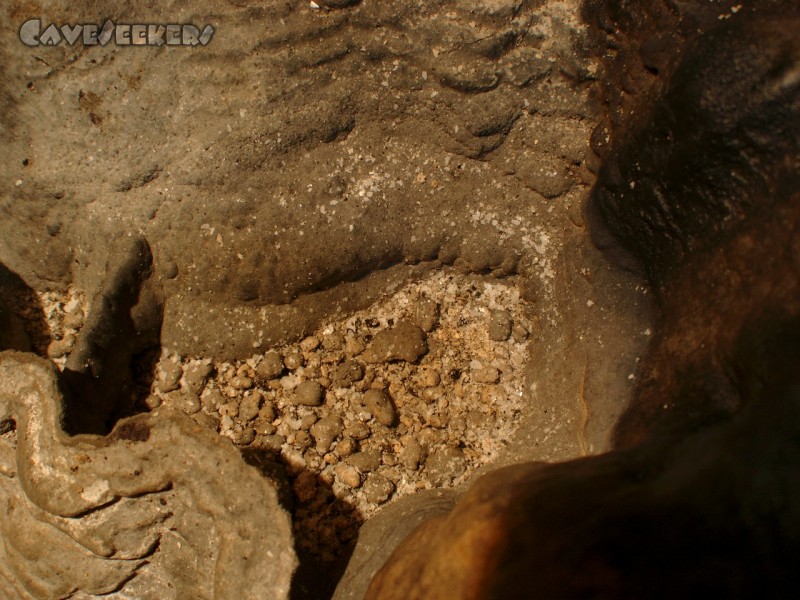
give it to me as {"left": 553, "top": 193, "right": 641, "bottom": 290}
{"left": 284, "top": 351, "right": 305, "bottom": 370}
{"left": 63, "top": 306, "right": 84, "bottom": 329}
{"left": 47, "top": 334, "right": 75, "bottom": 358}
{"left": 201, "top": 388, "right": 225, "bottom": 413}
{"left": 417, "top": 367, "right": 441, "bottom": 388}
{"left": 322, "top": 333, "right": 343, "bottom": 351}
{"left": 331, "top": 360, "right": 365, "bottom": 388}
{"left": 347, "top": 449, "right": 382, "bottom": 473}
{"left": 165, "top": 390, "right": 201, "bottom": 415}
{"left": 233, "top": 427, "right": 256, "bottom": 446}
{"left": 344, "top": 334, "right": 366, "bottom": 356}
{"left": 300, "top": 412, "right": 319, "bottom": 430}
{"left": 239, "top": 391, "right": 264, "bottom": 422}
{"left": 345, "top": 421, "right": 371, "bottom": 441}
{"left": 362, "top": 473, "right": 394, "bottom": 504}
{"left": 335, "top": 436, "right": 357, "bottom": 458}
{"left": 258, "top": 402, "right": 276, "bottom": 422}
{"left": 413, "top": 297, "right": 440, "bottom": 332}
{"left": 184, "top": 360, "right": 213, "bottom": 394}
{"left": 488, "top": 310, "right": 512, "bottom": 341}
{"left": 259, "top": 434, "right": 286, "bottom": 452}
{"left": 292, "top": 380, "right": 324, "bottom": 406}
{"left": 256, "top": 351, "right": 284, "bottom": 379}
{"left": 400, "top": 437, "right": 425, "bottom": 470}
{"left": 310, "top": 416, "right": 344, "bottom": 453}
{"left": 294, "top": 430, "right": 312, "bottom": 450}
{"left": 157, "top": 359, "right": 183, "bottom": 393}
{"left": 144, "top": 394, "right": 162, "bottom": 410}
{"left": 362, "top": 321, "right": 428, "bottom": 364}
{"left": 335, "top": 464, "right": 361, "bottom": 488}
{"left": 425, "top": 446, "right": 467, "bottom": 486}
{"left": 472, "top": 366, "right": 501, "bottom": 384}
{"left": 363, "top": 388, "right": 397, "bottom": 427}
{"left": 512, "top": 323, "right": 529, "bottom": 342}
{"left": 300, "top": 336, "right": 320, "bottom": 352}
{"left": 231, "top": 375, "right": 254, "bottom": 390}
{"left": 254, "top": 419, "right": 276, "bottom": 436}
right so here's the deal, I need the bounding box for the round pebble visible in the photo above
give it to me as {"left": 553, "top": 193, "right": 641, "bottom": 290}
{"left": 363, "top": 388, "right": 398, "bottom": 427}
{"left": 362, "top": 473, "right": 394, "bottom": 504}
{"left": 293, "top": 380, "right": 324, "bottom": 406}
{"left": 256, "top": 351, "right": 284, "bottom": 379}
{"left": 335, "top": 464, "right": 361, "bottom": 488}
{"left": 310, "top": 416, "right": 344, "bottom": 453}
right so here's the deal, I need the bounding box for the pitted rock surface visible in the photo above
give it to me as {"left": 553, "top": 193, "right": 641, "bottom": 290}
{"left": 0, "top": 352, "right": 295, "bottom": 599}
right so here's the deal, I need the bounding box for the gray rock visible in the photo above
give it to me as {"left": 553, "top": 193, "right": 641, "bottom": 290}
{"left": 399, "top": 438, "right": 425, "bottom": 470}
{"left": 300, "top": 336, "right": 320, "bottom": 352}
{"left": 362, "top": 321, "right": 427, "bottom": 364}
{"left": 332, "top": 360, "right": 365, "bottom": 388}
{"left": 230, "top": 375, "right": 254, "bottom": 390}
{"left": 413, "top": 298, "right": 440, "bottom": 332}
{"left": 184, "top": 360, "right": 214, "bottom": 394}
{"left": 322, "top": 333, "right": 344, "bottom": 351}
{"left": 488, "top": 309, "right": 512, "bottom": 341}
{"left": 425, "top": 446, "right": 467, "bottom": 486}
{"left": 333, "top": 491, "right": 457, "bottom": 600}
{"left": 164, "top": 390, "right": 201, "bottom": 415}
{"left": 363, "top": 388, "right": 398, "bottom": 427}
{"left": 300, "top": 412, "right": 319, "bottom": 430}
{"left": 232, "top": 426, "right": 256, "bottom": 446}
{"left": 260, "top": 434, "right": 287, "bottom": 452}
{"left": 347, "top": 450, "right": 382, "bottom": 473}
{"left": 344, "top": 335, "right": 366, "bottom": 356}
{"left": 362, "top": 473, "right": 394, "bottom": 504}
{"left": 346, "top": 421, "right": 371, "bottom": 441}
{"left": 284, "top": 351, "right": 305, "bottom": 370}
{"left": 311, "top": 416, "right": 344, "bottom": 453}
{"left": 292, "top": 380, "right": 324, "bottom": 406}
{"left": 335, "top": 436, "right": 357, "bottom": 458}
{"left": 157, "top": 359, "right": 183, "bottom": 393}
{"left": 256, "top": 351, "right": 284, "bottom": 380}
{"left": 201, "top": 388, "right": 225, "bottom": 413}
{"left": 239, "top": 391, "right": 264, "bottom": 422}
{"left": 258, "top": 402, "right": 276, "bottom": 423}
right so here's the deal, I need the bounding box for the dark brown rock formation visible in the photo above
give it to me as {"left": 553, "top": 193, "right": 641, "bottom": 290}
{"left": 362, "top": 2, "right": 800, "bottom": 598}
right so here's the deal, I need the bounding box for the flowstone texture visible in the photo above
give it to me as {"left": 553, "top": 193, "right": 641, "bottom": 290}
{"left": 0, "top": 0, "right": 656, "bottom": 597}
{"left": 0, "top": 352, "right": 296, "bottom": 599}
